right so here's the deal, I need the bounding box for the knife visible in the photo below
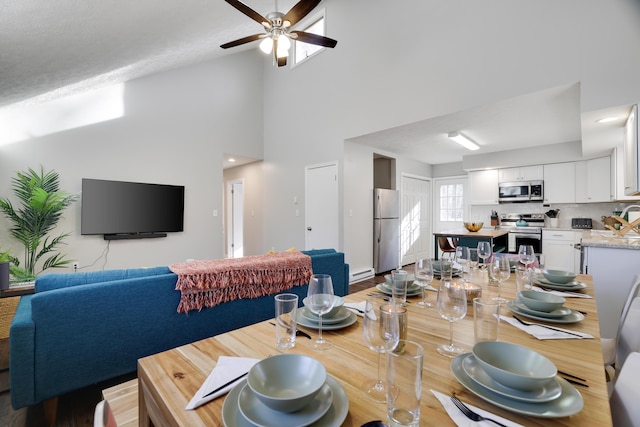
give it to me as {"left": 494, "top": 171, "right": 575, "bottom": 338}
{"left": 268, "top": 322, "right": 312, "bottom": 339}
{"left": 202, "top": 372, "right": 248, "bottom": 398}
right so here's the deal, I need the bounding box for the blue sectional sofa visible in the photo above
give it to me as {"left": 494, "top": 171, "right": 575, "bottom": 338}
{"left": 9, "top": 249, "right": 349, "bottom": 409}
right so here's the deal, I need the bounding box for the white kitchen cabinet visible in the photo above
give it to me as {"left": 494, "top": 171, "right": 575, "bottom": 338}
{"left": 582, "top": 245, "right": 640, "bottom": 337}
{"left": 542, "top": 230, "right": 580, "bottom": 273}
{"left": 543, "top": 162, "right": 576, "bottom": 203}
{"left": 468, "top": 169, "right": 499, "bottom": 205}
{"left": 498, "top": 165, "right": 543, "bottom": 182}
{"left": 612, "top": 146, "right": 640, "bottom": 201}
{"left": 575, "top": 156, "right": 612, "bottom": 203}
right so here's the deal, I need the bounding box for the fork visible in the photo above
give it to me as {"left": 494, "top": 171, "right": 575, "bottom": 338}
{"left": 512, "top": 315, "right": 584, "bottom": 337}
{"left": 450, "top": 394, "right": 508, "bottom": 427}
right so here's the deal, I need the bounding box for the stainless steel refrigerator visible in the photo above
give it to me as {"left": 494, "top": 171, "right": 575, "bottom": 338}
{"left": 374, "top": 188, "right": 400, "bottom": 274}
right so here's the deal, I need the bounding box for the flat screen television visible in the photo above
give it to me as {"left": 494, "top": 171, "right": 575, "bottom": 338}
{"left": 81, "top": 178, "right": 185, "bottom": 240}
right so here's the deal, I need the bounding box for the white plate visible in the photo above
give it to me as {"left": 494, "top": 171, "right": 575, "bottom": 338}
{"left": 238, "top": 382, "right": 332, "bottom": 427}
{"left": 535, "top": 278, "right": 587, "bottom": 290}
{"left": 301, "top": 307, "right": 351, "bottom": 324}
{"left": 222, "top": 376, "right": 349, "bottom": 427}
{"left": 462, "top": 354, "right": 562, "bottom": 403}
{"left": 380, "top": 282, "right": 422, "bottom": 293}
{"left": 512, "top": 300, "right": 573, "bottom": 318}
{"left": 451, "top": 354, "right": 583, "bottom": 418}
{"left": 296, "top": 310, "right": 358, "bottom": 330}
{"left": 506, "top": 301, "right": 585, "bottom": 324}
{"left": 375, "top": 284, "right": 422, "bottom": 297}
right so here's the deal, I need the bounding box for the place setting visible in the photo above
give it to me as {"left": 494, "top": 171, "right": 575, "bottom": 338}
{"left": 449, "top": 341, "right": 585, "bottom": 418}
{"left": 374, "top": 271, "right": 424, "bottom": 298}
{"left": 297, "top": 293, "right": 358, "bottom": 331}
{"left": 533, "top": 269, "right": 588, "bottom": 293}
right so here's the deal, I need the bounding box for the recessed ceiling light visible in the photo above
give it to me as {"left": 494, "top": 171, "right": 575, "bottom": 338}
{"left": 595, "top": 116, "right": 620, "bottom": 123}
{"left": 447, "top": 131, "right": 479, "bottom": 151}
{"left": 228, "top": 158, "right": 236, "bottom": 162}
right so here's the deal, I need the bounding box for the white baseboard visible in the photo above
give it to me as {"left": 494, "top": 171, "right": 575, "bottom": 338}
{"left": 349, "top": 267, "right": 375, "bottom": 284}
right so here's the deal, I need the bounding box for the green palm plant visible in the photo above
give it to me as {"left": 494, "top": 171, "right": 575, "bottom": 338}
{"left": 0, "top": 167, "right": 78, "bottom": 278}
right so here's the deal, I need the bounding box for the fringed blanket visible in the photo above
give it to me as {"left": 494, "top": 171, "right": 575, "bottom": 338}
{"left": 169, "top": 251, "right": 313, "bottom": 313}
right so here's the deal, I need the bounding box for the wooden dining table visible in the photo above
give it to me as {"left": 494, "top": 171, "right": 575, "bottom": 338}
{"left": 137, "top": 273, "right": 612, "bottom": 426}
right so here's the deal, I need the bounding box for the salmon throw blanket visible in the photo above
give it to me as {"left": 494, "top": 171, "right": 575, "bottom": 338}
{"left": 169, "top": 251, "right": 313, "bottom": 313}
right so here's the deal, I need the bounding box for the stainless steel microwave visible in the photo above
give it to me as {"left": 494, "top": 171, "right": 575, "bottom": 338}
{"left": 498, "top": 180, "right": 544, "bottom": 203}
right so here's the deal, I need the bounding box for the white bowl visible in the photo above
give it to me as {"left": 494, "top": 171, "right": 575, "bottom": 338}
{"left": 303, "top": 295, "right": 344, "bottom": 318}
{"left": 384, "top": 273, "right": 415, "bottom": 287}
{"left": 472, "top": 342, "right": 557, "bottom": 391}
{"left": 247, "top": 354, "right": 327, "bottom": 412}
{"left": 517, "top": 290, "right": 566, "bottom": 313}
{"left": 542, "top": 269, "right": 577, "bottom": 284}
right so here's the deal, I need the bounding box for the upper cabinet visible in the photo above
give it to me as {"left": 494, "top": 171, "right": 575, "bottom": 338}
{"left": 543, "top": 162, "right": 576, "bottom": 204}
{"left": 469, "top": 169, "right": 499, "bottom": 205}
{"left": 498, "top": 165, "right": 543, "bottom": 182}
{"left": 575, "top": 156, "right": 612, "bottom": 203}
{"left": 612, "top": 145, "right": 640, "bottom": 201}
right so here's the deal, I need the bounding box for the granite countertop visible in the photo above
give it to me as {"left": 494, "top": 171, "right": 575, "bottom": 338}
{"left": 579, "top": 230, "right": 640, "bottom": 250}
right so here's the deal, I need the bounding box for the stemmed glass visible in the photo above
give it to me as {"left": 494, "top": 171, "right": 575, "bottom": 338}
{"left": 436, "top": 280, "right": 467, "bottom": 358}
{"left": 455, "top": 246, "right": 470, "bottom": 283}
{"left": 518, "top": 245, "right": 536, "bottom": 287}
{"left": 306, "top": 274, "right": 335, "bottom": 350}
{"left": 361, "top": 297, "right": 400, "bottom": 402}
{"left": 489, "top": 256, "right": 511, "bottom": 303}
{"left": 414, "top": 258, "right": 434, "bottom": 308}
{"left": 477, "top": 241, "right": 492, "bottom": 269}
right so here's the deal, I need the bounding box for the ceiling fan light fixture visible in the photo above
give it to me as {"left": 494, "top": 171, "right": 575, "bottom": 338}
{"left": 276, "top": 34, "right": 291, "bottom": 57}
{"left": 259, "top": 37, "right": 273, "bottom": 54}
{"left": 448, "top": 131, "right": 480, "bottom": 151}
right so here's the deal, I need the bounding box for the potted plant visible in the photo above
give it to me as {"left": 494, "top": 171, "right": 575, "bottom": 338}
{"left": 0, "top": 167, "right": 78, "bottom": 279}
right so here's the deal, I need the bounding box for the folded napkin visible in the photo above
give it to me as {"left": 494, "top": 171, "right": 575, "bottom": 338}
{"left": 500, "top": 315, "right": 593, "bottom": 340}
{"left": 186, "top": 356, "right": 259, "bottom": 410}
{"left": 531, "top": 285, "right": 592, "bottom": 298}
{"left": 344, "top": 301, "right": 367, "bottom": 317}
{"left": 431, "top": 389, "right": 524, "bottom": 427}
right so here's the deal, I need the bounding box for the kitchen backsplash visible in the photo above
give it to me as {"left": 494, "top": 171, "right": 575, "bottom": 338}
{"left": 469, "top": 202, "right": 637, "bottom": 230}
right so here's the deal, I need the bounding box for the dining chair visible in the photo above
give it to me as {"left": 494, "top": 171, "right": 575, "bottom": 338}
{"left": 610, "top": 351, "right": 640, "bottom": 427}
{"left": 438, "top": 237, "right": 458, "bottom": 259}
{"left": 601, "top": 274, "right": 640, "bottom": 384}
{"left": 94, "top": 400, "right": 117, "bottom": 427}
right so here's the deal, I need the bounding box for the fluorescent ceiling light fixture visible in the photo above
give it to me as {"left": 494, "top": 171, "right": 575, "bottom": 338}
{"left": 448, "top": 131, "right": 479, "bottom": 150}
{"left": 228, "top": 158, "right": 236, "bottom": 163}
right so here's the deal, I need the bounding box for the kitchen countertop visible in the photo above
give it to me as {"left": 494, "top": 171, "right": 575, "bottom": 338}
{"left": 579, "top": 230, "right": 640, "bottom": 249}
{"left": 434, "top": 228, "right": 509, "bottom": 238}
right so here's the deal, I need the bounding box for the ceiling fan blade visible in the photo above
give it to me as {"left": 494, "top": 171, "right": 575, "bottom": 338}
{"left": 290, "top": 31, "right": 338, "bottom": 48}
{"left": 224, "top": 0, "right": 270, "bottom": 27}
{"left": 220, "top": 33, "right": 264, "bottom": 49}
{"left": 283, "top": 0, "right": 321, "bottom": 27}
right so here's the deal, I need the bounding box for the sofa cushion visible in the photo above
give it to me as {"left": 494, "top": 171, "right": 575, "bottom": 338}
{"left": 35, "top": 266, "right": 171, "bottom": 293}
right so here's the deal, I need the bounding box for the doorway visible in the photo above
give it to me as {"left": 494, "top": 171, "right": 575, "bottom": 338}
{"left": 305, "top": 162, "right": 339, "bottom": 250}
{"left": 400, "top": 175, "right": 431, "bottom": 265}
{"left": 226, "top": 179, "right": 244, "bottom": 258}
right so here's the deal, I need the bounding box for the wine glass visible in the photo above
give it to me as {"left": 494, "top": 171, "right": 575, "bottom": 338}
{"left": 489, "top": 256, "right": 511, "bottom": 304}
{"left": 414, "top": 258, "right": 434, "bottom": 308}
{"left": 361, "top": 297, "right": 400, "bottom": 402}
{"left": 436, "top": 280, "right": 467, "bottom": 357}
{"left": 477, "top": 241, "right": 492, "bottom": 269}
{"left": 306, "top": 274, "right": 335, "bottom": 350}
{"left": 455, "top": 246, "right": 470, "bottom": 283}
{"left": 518, "top": 245, "right": 536, "bottom": 288}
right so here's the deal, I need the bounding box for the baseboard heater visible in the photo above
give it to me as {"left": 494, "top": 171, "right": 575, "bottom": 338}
{"left": 349, "top": 267, "right": 375, "bottom": 284}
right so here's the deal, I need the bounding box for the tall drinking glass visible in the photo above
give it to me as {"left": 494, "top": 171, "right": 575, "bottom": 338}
{"left": 477, "top": 241, "right": 492, "bottom": 269}
{"left": 436, "top": 280, "right": 467, "bottom": 357}
{"left": 489, "top": 256, "right": 510, "bottom": 303}
{"left": 361, "top": 297, "right": 400, "bottom": 402}
{"left": 455, "top": 246, "right": 470, "bottom": 283}
{"left": 306, "top": 274, "right": 335, "bottom": 350}
{"left": 414, "top": 258, "right": 434, "bottom": 308}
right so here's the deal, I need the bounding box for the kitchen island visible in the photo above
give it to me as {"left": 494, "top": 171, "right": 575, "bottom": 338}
{"left": 581, "top": 231, "right": 640, "bottom": 337}
{"left": 434, "top": 228, "right": 509, "bottom": 260}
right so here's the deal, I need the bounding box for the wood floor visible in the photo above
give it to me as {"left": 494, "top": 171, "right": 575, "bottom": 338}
{"left": 0, "top": 273, "right": 382, "bottom": 426}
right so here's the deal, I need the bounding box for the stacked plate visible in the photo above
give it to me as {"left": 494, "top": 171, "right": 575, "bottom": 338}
{"left": 534, "top": 269, "right": 587, "bottom": 291}
{"left": 507, "top": 290, "right": 585, "bottom": 323}
{"left": 296, "top": 296, "right": 358, "bottom": 330}
{"left": 222, "top": 355, "right": 349, "bottom": 426}
{"left": 374, "top": 275, "right": 422, "bottom": 297}
{"left": 431, "top": 260, "right": 462, "bottom": 278}
{"left": 451, "top": 342, "right": 584, "bottom": 418}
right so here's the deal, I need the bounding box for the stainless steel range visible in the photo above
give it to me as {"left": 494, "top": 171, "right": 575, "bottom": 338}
{"left": 499, "top": 213, "right": 545, "bottom": 253}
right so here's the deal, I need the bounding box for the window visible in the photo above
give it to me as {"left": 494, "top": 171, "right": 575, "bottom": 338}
{"left": 439, "top": 183, "right": 464, "bottom": 222}
{"left": 293, "top": 13, "right": 326, "bottom": 67}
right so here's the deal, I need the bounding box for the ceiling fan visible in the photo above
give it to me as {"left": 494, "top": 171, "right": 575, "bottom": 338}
{"left": 220, "top": 0, "right": 338, "bottom": 67}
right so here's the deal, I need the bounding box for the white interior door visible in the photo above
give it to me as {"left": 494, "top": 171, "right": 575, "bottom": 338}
{"left": 226, "top": 180, "right": 244, "bottom": 258}
{"left": 401, "top": 175, "right": 431, "bottom": 265}
{"left": 305, "top": 162, "right": 339, "bottom": 250}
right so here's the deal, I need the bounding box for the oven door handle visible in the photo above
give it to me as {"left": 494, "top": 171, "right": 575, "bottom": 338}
{"left": 510, "top": 233, "right": 542, "bottom": 239}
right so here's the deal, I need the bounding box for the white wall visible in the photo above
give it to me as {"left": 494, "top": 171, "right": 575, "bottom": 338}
{"left": 0, "top": 52, "right": 264, "bottom": 271}
{"left": 260, "top": 0, "right": 640, "bottom": 275}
